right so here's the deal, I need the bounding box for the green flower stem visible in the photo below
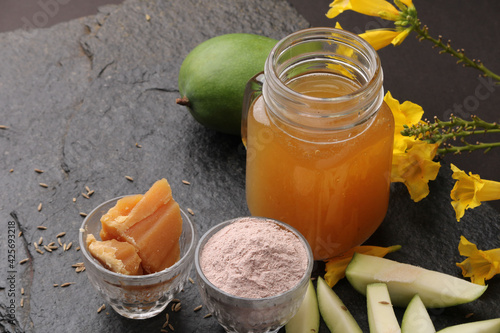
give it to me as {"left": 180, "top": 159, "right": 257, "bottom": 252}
{"left": 412, "top": 22, "right": 500, "bottom": 83}
{"left": 402, "top": 116, "right": 500, "bottom": 155}
{"left": 438, "top": 142, "right": 500, "bottom": 155}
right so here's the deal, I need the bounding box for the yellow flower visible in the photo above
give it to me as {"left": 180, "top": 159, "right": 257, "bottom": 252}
{"left": 324, "top": 245, "right": 401, "bottom": 287}
{"left": 326, "top": 0, "right": 400, "bottom": 20}
{"left": 450, "top": 164, "right": 500, "bottom": 221}
{"left": 391, "top": 140, "right": 441, "bottom": 202}
{"left": 456, "top": 236, "right": 500, "bottom": 285}
{"left": 385, "top": 91, "right": 440, "bottom": 202}
{"left": 385, "top": 91, "right": 424, "bottom": 153}
{"left": 326, "top": 0, "right": 417, "bottom": 49}
{"left": 359, "top": 27, "right": 412, "bottom": 50}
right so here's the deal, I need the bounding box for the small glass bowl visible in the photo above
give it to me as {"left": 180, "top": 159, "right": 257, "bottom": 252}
{"left": 79, "top": 195, "right": 197, "bottom": 319}
{"left": 194, "top": 217, "right": 314, "bottom": 333}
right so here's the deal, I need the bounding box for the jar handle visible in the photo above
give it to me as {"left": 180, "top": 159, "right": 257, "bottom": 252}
{"left": 241, "top": 72, "right": 265, "bottom": 145}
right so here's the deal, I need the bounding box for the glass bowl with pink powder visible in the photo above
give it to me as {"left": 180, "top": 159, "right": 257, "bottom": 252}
{"left": 194, "top": 216, "right": 313, "bottom": 333}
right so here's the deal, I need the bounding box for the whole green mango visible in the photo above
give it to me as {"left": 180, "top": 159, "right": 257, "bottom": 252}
{"left": 176, "top": 33, "right": 277, "bottom": 135}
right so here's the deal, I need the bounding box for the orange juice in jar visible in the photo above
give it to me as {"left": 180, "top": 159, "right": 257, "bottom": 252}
{"left": 242, "top": 28, "right": 394, "bottom": 260}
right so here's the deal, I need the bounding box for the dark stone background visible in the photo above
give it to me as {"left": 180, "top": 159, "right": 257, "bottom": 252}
{"left": 0, "top": 0, "right": 499, "bottom": 332}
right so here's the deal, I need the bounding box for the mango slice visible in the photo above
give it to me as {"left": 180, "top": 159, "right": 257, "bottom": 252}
{"left": 86, "top": 234, "right": 143, "bottom": 275}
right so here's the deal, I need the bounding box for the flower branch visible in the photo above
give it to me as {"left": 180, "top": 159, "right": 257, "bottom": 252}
{"left": 402, "top": 115, "right": 500, "bottom": 154}
{"left": 412, "top": 23, "right": 500, "bottom": 83}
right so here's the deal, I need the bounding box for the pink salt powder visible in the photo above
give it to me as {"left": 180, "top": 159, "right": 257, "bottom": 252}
{"left": 200, "top": 217, "right": 309, "bottom": 298}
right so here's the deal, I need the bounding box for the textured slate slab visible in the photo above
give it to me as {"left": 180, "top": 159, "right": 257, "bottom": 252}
{"left": 0, "top": 0, "right": 498, "bottom": 332}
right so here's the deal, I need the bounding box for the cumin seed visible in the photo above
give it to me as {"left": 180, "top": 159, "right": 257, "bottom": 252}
{"left": 37, "top": 226, "right": 47, "bottom": 230}
{"left": 203, "top": 313, "right": 212, "bottom": 318}
{"left": 168, "top": 324, "right": 174, "bottom": 331}
{"left": 34, "top": 168, "right": 44, "bottom": 173}
{"left": 174, "top": 303, "right": 181, "bottom": 312}
{"left": 0, "top": 125, "right": 8, "bottom": 129}
{"left": 39, "top": 183, "right": 48, "bottom": 188}
{"left": 379, "top": 301, "right": 390, "bottom": 305}
{"left": 341, "top": 305, "right": 348, "bottom": 311}
{"left": 193, "top": 305, "right": 202, "bottom": 312}
{"left": 38, "top": 237, "right": 43, "bottom": 245}
{"left": 87, "top": 190, "right": 94, "bottom": 196}
{"left": 188, "top": 277, "right": 195, "bottom": 284}
{"left": 66, "top": 242, "right": 73, "bottom": 251}
{"left": 21, "top": 288, "right": 24, "bottom": 295}
{"left": 58, "top": 238, "right": 62, "bottom": 246}
{"left": 53, "top": 284, "right": 58, "bottom": 287}
{"left": 79, "top": 212, "right": 87, "bottom": 217}
{"left": 125, "top": 175, "right": 134, "bottom": 182}
{"left": 33, "top": 242, "right": 38, "bottom": 249}
{"left": 465, "top": 312, "right": 474, "bottom": 319}
{"left": 97, "top": 304, "right": 106, "bottom": 313}
{"left": 85, "top": 185, "right": 91, "bottom": 193}
{"left": 162, "top": 321, "right": 169, "bottom": 329}
{"left": 57, "top": 232, "right": 66, "bottom": 238}
{"left": 37, "top": 203, "right": 42, "bottom": 212}
{"left": 72, "top": 198, "right": 76, "bottom": 203}
{"left": 20, "top": 298, "right": 24, "bottom": 308}
{"left": 82, "top": 192, "right": 90, "bottom": 199}
{"left": 36, "top": 249, "right": 44, "bottom": 254}
{"left": 187, "top": 208, "right": 194, "bottom": 216}
{"left": 60, "top": 282, "right": 74, "bottom": 287}
{"left": 182, "top": 180, "right": 190, "bottom": 185}
{"left": 43, "top": 245, "right": 52, "bottom": 253}
{"left": 19, "top": 258, "right": 29, "bottom": 265}
{"left": 160, "top": 330, "right": 168, "bottom": 333}
{"left": 18, "top": 231, "right": 23, "bottom": 237}
{"left": 135, "top": 143, "right": 142, "bottom": 148}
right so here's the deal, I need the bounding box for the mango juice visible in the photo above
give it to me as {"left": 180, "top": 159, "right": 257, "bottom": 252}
{"left": 245, "top": 73, "right": 394, "bottom": 260}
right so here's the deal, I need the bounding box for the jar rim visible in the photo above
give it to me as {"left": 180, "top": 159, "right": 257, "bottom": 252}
{"left": 266, "top": 27, "right": 382, "bottom": 105}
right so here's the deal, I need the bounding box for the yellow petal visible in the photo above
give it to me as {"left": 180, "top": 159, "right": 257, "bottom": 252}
{"left": 324, "top": 245, "right": 401, "bottom": 287}
{"left": 326, "top": 0, "right": 399, "bottom": 19}
{"left": 449, "top": 164, "right": 500, "bottom": 221}
{"left": 359, "top": 29, "right": 399, "bottom": 50}
{"left": 456, "top": 236, "right": 500, "bottom": 285}
{"left": 391, "top": 28, "right": 412, "bottom": 46}
{"left": 391, "top": 141, "right": 440, "bottom": 202}
{"left": 400, "top": 0, "right": 413, "bottom": 7}
{"left": 326, "top": 0, "right": 351, "bottom": 18}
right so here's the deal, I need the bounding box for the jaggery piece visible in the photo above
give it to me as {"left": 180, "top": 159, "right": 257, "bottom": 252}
{"left": 100, "top": 179, "right": 173, "bottom": 238}
{"left": 100, "top": 194, "right": 143, "bottom": 240}
{"left": 121, "top": 200, "right": 183, "bottom": 274}
{"left": 86, "top": 234, "right": 143, "bottom": 275}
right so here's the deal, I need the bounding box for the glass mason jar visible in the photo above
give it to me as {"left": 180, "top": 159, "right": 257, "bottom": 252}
{"left": 242, "top": 28, "right": 394, "bottom": 260}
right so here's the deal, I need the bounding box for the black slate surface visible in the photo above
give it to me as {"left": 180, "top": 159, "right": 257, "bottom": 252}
{"left": 0, "top": 0, "right": 498, "bottom": 332}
